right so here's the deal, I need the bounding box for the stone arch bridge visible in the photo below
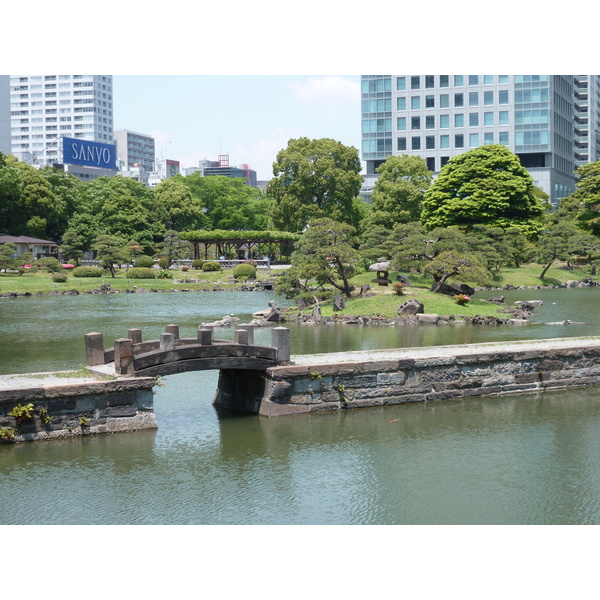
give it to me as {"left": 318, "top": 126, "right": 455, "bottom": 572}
{"left": 85, "top": 323, "right": 290, "bottom": 413}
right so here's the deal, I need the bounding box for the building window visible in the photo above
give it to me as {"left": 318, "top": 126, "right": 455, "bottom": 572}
{"left": 455, "top": 134, "right": 464, "bottom": 148}
{"left": 469, "top": 92, "right": 479, "bottom": 106}
{"left": 426, "top": 136, "right": 435, "bottom": 149}
{"left": 499, "top": 75, "right": 509, "bottom": 83}
{"left": 426, "top": 157, "right": 436, "bottom": 171}
{"left": 499, "top": 111, "right": 509, "bottom": 125}
{"left": 469, "top": 133, "right": 479, "bottom": 147}
{"left": 441, "top": 156, "right": 450, "bottom": 168}
{"left": 411, "top": 76, "right": 420, "bottom": 90}
{"left": 425, "top": 75, "right": 435, "bottom": 88}
{"left": 454, "top": 114, "right": 464, "bottom": 127}
{"left": 499, "top": 90, "right": 509, "bottom": 104}
{"left": 440, "top": 114, "right": 449, "bottom": 128}
{"left": 469, "top": 75, "right": 479, "bottom": 85}
{"left": 397, "top": 117, "right": 406, "bottom": 130}
{"left": 454, "top": 75, "right": 464, "bottom": 86}
{"left": 484, "top": 132, "right": 494, "bottom": 144}
{"left": 454, "top": 93, "right": 464, "bottom": 107}
{"left": 397, "top": 77, "right": 406, "bottom": 91}
{"left": 484, "top": 75, "right": 494, "bottom": 85}
{"left": 484, "top": 112, "right": 494, "bottom": 126}
{"left": 499, "top": 131, "right": 509, "bottom": 145}
{"left": 440, "top": 135, "right": 450, "bottom": 149}
{"left": 425, "top": 95, "right": 435, "bottom": 108}
{"left": 469, "top": 113, "right": 479, "bottom": 126}
{"left": 411, "top": 96, "right": 420, "bottom": 110}
{"left": 412, "top": 137, "right": 421, "bottom": 150}
{"left": 397, "top": 97, "right": 406, "bottom": 110}
{"left": 411, "top": 116, "right": 420, "bottom": 130}
{"left": 440, "top": 75, "right": 449, "bottom": 87}
{"left": 440, "top": 94, "right": 449, "bottom": 108}
{"left": 484, "top": 91, "right": 493, "bottom": 105}
{"left": 426, "top": 115, "right": 435, "bottom": 129}
{"left": 398, "top": 137, "right": 407, "bottom": 151}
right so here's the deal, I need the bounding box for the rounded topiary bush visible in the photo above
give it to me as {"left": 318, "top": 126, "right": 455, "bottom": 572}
{"left": 233, "top": 263, "right": 257, "bottom": 281}
{"left": 157, "top": 257, "right": 169, "bottom": 269}
{"left": 72, "top": 266, "right": 103, "bottom": 278}
{"left": 135, "top": 254, "right": 154, "bottom": 268}
{"left": 192, "top": 259, "right": 204, "bottom": 270}
{"left": 127, "top": 268, "right": 156, "bottom": 279}
{"left": 202, "top": 261, "right": 222, "bottom": 272}
{"left": 52, "top": 272, "right": 68, "bottom": 283}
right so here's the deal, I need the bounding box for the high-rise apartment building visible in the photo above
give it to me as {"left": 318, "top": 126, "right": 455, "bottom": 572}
{"left": 0, "top": 75, "right": 10, "bottom": 154}
{"left": 361, "top": 75, "right": 600, "bottom": 207}
{"left": 9, "top": 74, "right": 113, "bottom": 166}
{"left": 114, "top": 129, "right": 155, "bottom": 172}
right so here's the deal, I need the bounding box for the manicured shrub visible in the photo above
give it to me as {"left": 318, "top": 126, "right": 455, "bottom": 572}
{"left": 72, "top": 266, "right": 103, "bottom": 278}
{"left": 38, "top": 257, "right": 62, "bottom": 273}
{"left": 157, "top": 257, "right": 169, "bottom": 269}
{"left": 155, "top": 269, "right": 173, "bottom": 279}
{"left": 192, "top": 259, "right": 204, "bottom": 270}
{"left": 135, "top": 254, "right": 154, "bottom": 268}
{"left": 52, "top": 272, "right": 68, "bottom": 283}
{"left": 181, "top": 266, "right": 189, "bottom": 272}
{"left": 202, "top": 261, "right": 222, "bottom": 272}
{"left": 127, "top": 268, "right": 156, "bottom": 279}
{"left": 233, "top": 263, "right": 257, "bottom": 281}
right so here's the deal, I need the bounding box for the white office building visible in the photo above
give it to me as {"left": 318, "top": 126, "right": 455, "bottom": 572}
{"left": 361, "top": 75, "right": 600, "bottom": 207}
{"left": 0, "top": 75, "right": 10, "bottom": 154}
{"left": 9, "top": 74, "right": 113, "bottom": 166}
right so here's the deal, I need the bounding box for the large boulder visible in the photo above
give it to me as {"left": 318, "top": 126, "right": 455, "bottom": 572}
{"left": 397, "top": 299, "right": 424, "bottom": 316}
{"left": 333, "top": 295, "right": 346, "bottom": 311}
{"left": 432, "top": 282, "right": 475, "bottom": 297}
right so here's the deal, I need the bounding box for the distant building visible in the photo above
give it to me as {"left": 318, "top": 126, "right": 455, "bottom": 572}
{"left": 114, "top": 129, "right": 155, "bottom": 184}
{"left": 0, "top": 75, "right": 10, "bottom": 154}
{"left": 9, "top": 74, "right": 114, "bottom": 166}
{"left": 0, "top": 234, "right": 58, "bottom": 257}
{"left": 199, "top": 155, "right": 257, "bottom": 187}
{"left": 360, "top": 74, "right": 600, "bottom": 207}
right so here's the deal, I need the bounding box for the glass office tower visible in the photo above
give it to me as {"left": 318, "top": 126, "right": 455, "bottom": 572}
{"left": 361, "top": 75, "right": 599, "bottom": 207}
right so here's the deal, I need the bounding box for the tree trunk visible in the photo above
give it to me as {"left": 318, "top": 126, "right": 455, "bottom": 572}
{"left": 539, "top": 260, "right": 554, "bottom": 280}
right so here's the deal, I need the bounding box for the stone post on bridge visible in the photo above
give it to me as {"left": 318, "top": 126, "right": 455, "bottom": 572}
{"left": 128, "top": 328, "right": 142, "bottom": 344}
{"left": 114, "top": 338, "right": 135, "bottom": 376}
{"left": 236, "top": 324, "right": 255, "bottom": 345}
{"left": 85, "top": 332, "right": 105, "bottom": 367}
{"left": 272, "top": 327, "right": 290, "bottom": 362}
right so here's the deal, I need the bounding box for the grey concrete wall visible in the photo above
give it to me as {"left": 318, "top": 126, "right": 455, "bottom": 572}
{"left": 0, "top": 378, "right": 157, "bottom": 443}
{"left": 256, "top": 344, "right": 600, "bottom": 417}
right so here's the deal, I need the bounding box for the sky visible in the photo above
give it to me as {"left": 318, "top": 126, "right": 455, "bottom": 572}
{"left": 112, "top": 75, "right": 362, "bottom": 181}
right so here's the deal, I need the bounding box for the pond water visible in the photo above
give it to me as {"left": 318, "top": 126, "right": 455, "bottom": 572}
{"left": 1, "top": 288, "right": 600, "bottom": 525}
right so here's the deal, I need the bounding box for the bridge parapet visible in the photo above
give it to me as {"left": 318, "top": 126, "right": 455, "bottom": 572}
{"left": 85, "top": 324, "right": 290, "bottom": 377}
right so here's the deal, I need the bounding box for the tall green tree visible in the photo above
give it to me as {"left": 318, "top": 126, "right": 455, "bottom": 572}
{"left": 421, "top": 145, "right": 546, "bottom": 237}
{"left": 267, "top": 137, "right": 364, "bottom": 232}
{"left": 559, "top": 159, "right": 600, "bottom": 235}
{"left": 152, "top": 177, "right": 208, "bottom": 233}
{"left": 178, "top": 173, "right": 272, "bottom": 230}
{"left": 92, "top": 234, "right": 127, "bottom": 278}
{"left": 368, "top": 155, "right": 432, "bottom": 229}
{"left": 80, "top": 176, "right": 156, "bottom": 250}
{"left": 154, "top": 230, "right": 192, "bottom": 268}
{"left": 536, "top": 221, "right": 582, "bottom": 279}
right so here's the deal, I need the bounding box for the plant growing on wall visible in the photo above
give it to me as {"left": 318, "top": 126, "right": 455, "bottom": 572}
{"left": 0, "top": 427, "right": 17, "bottom": 442}
{"left": 8, "top": 403, "right": 35, "bottom": 425}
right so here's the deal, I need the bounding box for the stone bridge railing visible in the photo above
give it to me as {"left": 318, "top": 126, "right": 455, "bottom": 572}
{"left": 85, "top": 324, "right": 290, "bottom": 377}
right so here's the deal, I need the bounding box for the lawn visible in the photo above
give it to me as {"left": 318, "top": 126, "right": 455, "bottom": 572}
{"left": 309, "top": 262, "right": 600, "bottom": 320}
{"left": 0, "top": 266, "right": 276, "bottom": 294}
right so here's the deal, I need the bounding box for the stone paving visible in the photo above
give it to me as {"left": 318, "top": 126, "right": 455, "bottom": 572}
{"left": 290, "top": 336, "right": 600, "bottom": 365}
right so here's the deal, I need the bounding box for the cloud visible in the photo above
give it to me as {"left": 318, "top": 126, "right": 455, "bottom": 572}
{"left": 286, "top": 76, "right": 359, "bottom": 108}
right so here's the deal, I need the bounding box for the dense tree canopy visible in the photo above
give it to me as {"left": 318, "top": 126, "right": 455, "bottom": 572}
{"left": 421, "top": 145, "right": 546, "bottom": 237}
{"left": 559, "top": 159, "right": 600, "bottom": 235}
{"left": 267, "top": 138, "right": 364, "bottom": 232}
{"left": 368, "top": 155, "right": 432, "bottom": 229}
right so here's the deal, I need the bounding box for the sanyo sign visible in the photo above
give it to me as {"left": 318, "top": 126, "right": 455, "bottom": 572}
{"left": 62, "top": 137, "right": 117, "bottom": 169}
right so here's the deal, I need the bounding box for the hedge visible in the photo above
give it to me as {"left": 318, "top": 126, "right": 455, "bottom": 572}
{"left": 72, "top": 266, "right": 103, "bottom": 278}
{"left": 127, "top": 268, "right": 156, "bottom": 279}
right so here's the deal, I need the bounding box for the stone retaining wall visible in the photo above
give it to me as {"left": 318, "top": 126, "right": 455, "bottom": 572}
{"left": 0, "top": 378, "right": 157, "bottom": 443}
{"left": 255, "top": 344, "right": 600, "bottom": 416}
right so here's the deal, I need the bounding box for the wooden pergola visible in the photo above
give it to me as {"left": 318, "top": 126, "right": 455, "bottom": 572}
{"left": 180, "top": 230, "right": 300, "bottom": 263}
